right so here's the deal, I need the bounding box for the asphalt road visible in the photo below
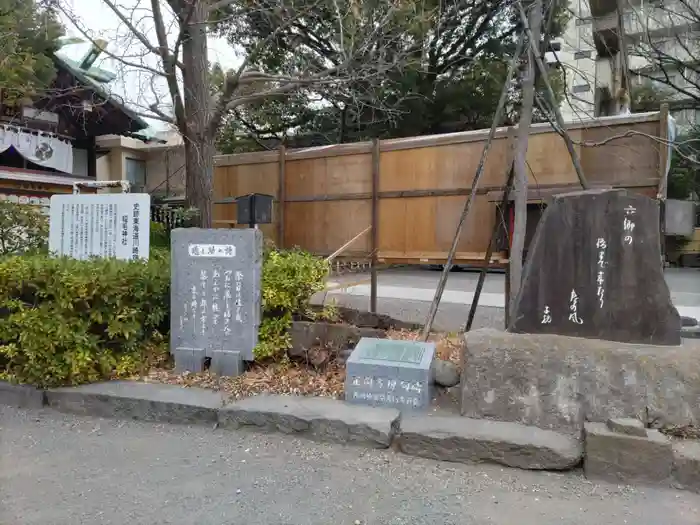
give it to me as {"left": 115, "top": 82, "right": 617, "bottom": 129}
{"left": 318, "top": 267, "right": 700, "bottom": 332}
{"left": 2, "top": 407, "right": 699, "bottom": 525}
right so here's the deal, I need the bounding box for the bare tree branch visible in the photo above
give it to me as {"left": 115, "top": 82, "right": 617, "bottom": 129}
{"left": 56, "top": 3, "right": 167, "bottom": 79}
{"left": 99, "top": 0, "right": 163, "bottom": 58}
{"left": 57, "top": 0, "right": 435, "bottom": 225}
{"left": 207, "top": 0, "right": 239, "bottom": 14}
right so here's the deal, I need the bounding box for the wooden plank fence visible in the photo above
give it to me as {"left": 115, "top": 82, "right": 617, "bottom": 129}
{"left": 213, "top": 110, "right": 669, "bottom": 266}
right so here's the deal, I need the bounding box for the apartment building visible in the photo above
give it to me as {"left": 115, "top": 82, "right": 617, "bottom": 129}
{"left": 558, "top": 0, "right": 700, "bottom": 128}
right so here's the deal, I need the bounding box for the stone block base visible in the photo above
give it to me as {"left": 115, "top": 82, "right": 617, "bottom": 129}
{"left": 289, "top": 321, "right": 385, "bottom": 357}
{"left": 672, "top": 441, "right": 700, "bottom": 493}
{"left": 462, "top": 329, "right": 700, "bottom": 435}
{"left": 584, "top": 422, "right": 673, "bottom": 486}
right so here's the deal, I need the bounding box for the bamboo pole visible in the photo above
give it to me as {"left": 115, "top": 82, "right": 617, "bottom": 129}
{"left": 324, "top": 226, "right": 372, "bottom": 263}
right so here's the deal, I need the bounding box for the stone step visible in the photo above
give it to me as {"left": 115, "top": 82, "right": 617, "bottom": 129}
{"left": 681, "top": 326, "right": 700, "bottom": 339}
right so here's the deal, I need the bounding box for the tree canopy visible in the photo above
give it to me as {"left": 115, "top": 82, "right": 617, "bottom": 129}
{"left": 668, "top": 127, "right": 700, "bottom": 200}
{"left": 214, "top": 0, "right": 570, "bottom": 153}
{"left": 0, "top": 0, "right": 63, "bottom": 104}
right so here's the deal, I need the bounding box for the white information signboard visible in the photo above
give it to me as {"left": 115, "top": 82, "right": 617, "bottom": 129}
{"left": 49, "top": 193, "right": 151, "bottom": 260}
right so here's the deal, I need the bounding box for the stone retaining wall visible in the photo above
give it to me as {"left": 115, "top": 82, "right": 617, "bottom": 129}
{"left": 2, "top": 380, "right": 698, "bottom": 494}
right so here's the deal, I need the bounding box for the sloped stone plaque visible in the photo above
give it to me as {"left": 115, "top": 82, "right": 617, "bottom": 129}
{"left": 170, "top": 228, "right": 263, "bottom": 375}
{"left": 345, "top": 338, "right": 434, "bottom": 410}
{"left": 509, "top": 189, "right": 680, "bottom": 345}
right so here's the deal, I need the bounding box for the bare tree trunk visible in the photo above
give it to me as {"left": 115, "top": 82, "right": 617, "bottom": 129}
{"left": 509, "top": 0, "right": 542, "bottom": 316}
{"left": 181, "top": 0, "right": 213, "bottom": 227}
{"left": 183, "top": 135, "right": 214, "bottom": 226}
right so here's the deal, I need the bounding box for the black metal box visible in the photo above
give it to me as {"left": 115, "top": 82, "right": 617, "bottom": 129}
{"left": 236, "top": 193, "right": 274, "bottom": 226}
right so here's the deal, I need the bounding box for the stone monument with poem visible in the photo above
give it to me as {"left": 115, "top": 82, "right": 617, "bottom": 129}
{"left": 509, "top": 189, "right": 680, "bottom": 345}
{"left": 170, "top": 228, "right": 263, "bottom": 375}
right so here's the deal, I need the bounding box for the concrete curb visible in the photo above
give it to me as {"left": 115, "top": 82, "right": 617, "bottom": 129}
{"left": 398, "top": 415, "right": 583, "bottom": 470}
{"left": 0, "top": 381, "right": 45, "bottom": 409}
{"left": 219, "top": 395, "right": 400, "bottom": 448}
{"left": 46, "top": 381, "right": 225, "bottom": 425}
{"left": 9, "top": 381, "right": 700, "bottom": 494}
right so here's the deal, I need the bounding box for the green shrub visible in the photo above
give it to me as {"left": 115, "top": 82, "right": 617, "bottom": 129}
{"left": 256, "top": 247, "right": 331, "bottom": 360}
{"left": 150, "top": 221, "right": 170, "bottom": 249}
{"left": 0, "top": 201, "right": 49, "bottom": 256}
{"left": 0, "top": 252, "right": 170, "bottom": 387}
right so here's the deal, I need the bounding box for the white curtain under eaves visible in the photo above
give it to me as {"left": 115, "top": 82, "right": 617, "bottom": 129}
{"left": 0, "top": 125, "right": 73, "bottom": 174}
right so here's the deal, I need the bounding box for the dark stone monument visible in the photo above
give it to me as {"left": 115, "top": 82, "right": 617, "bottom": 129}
{"left": 170, "top": 228, "right": 263, "bottom": 375}
{"left": 509, "top": 189, "right": 680, "bottom": 345}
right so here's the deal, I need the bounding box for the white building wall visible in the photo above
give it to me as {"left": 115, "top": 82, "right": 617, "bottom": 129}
{"left": 559, "top": 0, "right": 700, "bottom": 124}
{"left": 559, "top": 0, "right": 601, "bottom": 121}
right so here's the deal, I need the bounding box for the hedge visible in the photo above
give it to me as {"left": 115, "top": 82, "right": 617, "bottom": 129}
{"left": 0, "top": 252, "right": 170, "bottom": 387}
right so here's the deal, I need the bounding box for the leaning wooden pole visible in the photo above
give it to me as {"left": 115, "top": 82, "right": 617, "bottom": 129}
{"left": 325, "top": 226, "right": 372, "bottom": 263}
{"left": 465, "top": 163, "right": 515, "bottom": 332}
{"left": 420, "top": 35, "right": 525, "bottom": 341}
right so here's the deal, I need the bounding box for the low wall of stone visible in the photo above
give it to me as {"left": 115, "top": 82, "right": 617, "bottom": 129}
{"left": 461, "top": 329, "right": 700, "bottom": 436}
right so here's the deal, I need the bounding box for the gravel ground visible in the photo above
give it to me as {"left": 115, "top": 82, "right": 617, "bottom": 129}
{"left": 2, "top": 407, "right": 699, "bottom": 525}
{"left": 314, "top": 294, "right": 506, "bottom": 333}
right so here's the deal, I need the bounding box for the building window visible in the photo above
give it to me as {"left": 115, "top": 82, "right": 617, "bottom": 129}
{"left": 125, "top": 158, "right": 146, "bottom": 192}
{"left": 572, "top": 84, "right": 592, "bottom": 93}
{"left": 574, "top": 50, "right": 593, "bottom": 60}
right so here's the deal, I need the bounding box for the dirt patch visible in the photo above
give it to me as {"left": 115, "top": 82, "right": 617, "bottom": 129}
{"left": 660, "top": 423, "right": 700, "bottom": 440}
{"left": 144, "top": 360, "right": 346, "bottom": 400}
{"left": 385, "top": 329, "right": 462, "bottom": 365}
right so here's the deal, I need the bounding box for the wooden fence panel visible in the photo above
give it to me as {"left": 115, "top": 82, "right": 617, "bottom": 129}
{"left": 286, "top": 199, "right": 372, "bottom": 255}
{"left": 580, "top": 121, "right": 661, "bottom": 187}
{"left": 285, "top": 153, "right": 372, "bottom": 197}
{"left": 213, "top": 111, "right": 668, "bottom": 264}
{"left": 379, "top": 138, "right": 511, "bottom": 192}
{"left": 377, "top": 194, "right": 498, "bottom": 263}
{"left": 524, "top": 130, "right": 582, "bottom": 187}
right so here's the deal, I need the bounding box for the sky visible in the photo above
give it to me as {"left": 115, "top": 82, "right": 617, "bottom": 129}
{"left": 57, "top": 0, "right": 242, "bottom": 131}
